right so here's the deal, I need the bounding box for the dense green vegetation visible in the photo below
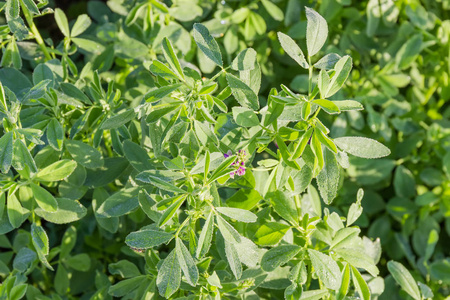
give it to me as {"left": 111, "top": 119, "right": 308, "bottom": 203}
{"left": 0, "top": 0, "right": 449, "bottom": 299}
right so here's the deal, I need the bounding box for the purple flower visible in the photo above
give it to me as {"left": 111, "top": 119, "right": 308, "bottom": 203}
{"left": 230, "top": 171, "right": 235, "bottom": 178}
{"left": 224, "top": 150, "right": 233, "bottom": 158}
{"left": 236, "top": 166, "right": 245, "bottom": 176}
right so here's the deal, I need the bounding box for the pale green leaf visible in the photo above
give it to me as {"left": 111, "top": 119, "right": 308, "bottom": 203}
{"left": 193, "top": 23, "right": 223, "bottom": 67}
{"left": 231, "top": 48, "right": 256, "bottom": 71}
{"left": 387, "top": 261, "right": 421, "bottom": 300}
{"left": 175, "top": 237, "right": 199, "bottom": 286}
{"left": 35, "top": 160, "right": 77, "bottom": 182}
{"left": 30, "top": 182, "right": 58, "bottom": 212}
{"left": 125, "top": 228, "right": 173, "bottom": 249}
{"left": 35, "top": 198, "right": 87, "bottom": 224}
{"left": 277, "top": 32, "right": 308, "bottom": 69}
{"left": 308, "top": 249, "right": 341, "bottom": 290}
{"left": 305, "top": 7, "right": 328, "bottom": 56}
{"left": 334, "top": 136, "right": 391, "bottom": 159}
{"left": 261, "top": 244, "right": 301, "bottom": 272}
{"left": 226, "top": 73, "right": 259, "bottom": 110}
{"left": 157, "top": 250, "right": 181, "bottom": 298}
{"left": 216, "top": 207, "right": 257, "bottom": 223}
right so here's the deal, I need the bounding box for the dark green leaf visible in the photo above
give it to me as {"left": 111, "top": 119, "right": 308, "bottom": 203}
{"left": 193, "top": 23, "right": 223, "bottom": 67}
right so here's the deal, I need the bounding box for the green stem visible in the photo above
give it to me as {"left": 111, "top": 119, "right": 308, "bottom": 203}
{"left": 21, "top": 2, "right": 52, "bottom": 61}
{"left": 175, "top": 216, "right": 191, "bottom": 238}
{"left": 308, "top": 56, "right": 313, "bottom": 96}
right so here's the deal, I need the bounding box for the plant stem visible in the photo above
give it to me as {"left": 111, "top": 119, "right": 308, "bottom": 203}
{"left": 21, "top": 3, "right": 52, "bottom": 61}
{"left": 308, "top": 56, "right": 313, "bottom": 96}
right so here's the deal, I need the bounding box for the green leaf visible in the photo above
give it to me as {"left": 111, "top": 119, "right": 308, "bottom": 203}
{"left": 226, "top": 73, "right": 259, "bottom": 110}
{"left": 216, "top": 207, "right": 257, "bottom": 223}
{"left": 277, "top": 32, "right": 308, "bottom": 69}
{"left": 299, "top": 289, "right": 328, "bottom": 300}
{"left": 196, "top": 211, "right": 214, "bottom": 259}
{"left": 157, "top": 250, "right": 181, "bottom": 298}
{"left": 334, "top": 136, "right": 391, "bottom": 159}
{"left": 193, "top": 23, "right": 223, "bottom": 67}
{"left": 267, "top": 190, "right": 299, "bottom": 225}
{"left": 305, "top": 7, "right": 328, "bottom": 56}
{"left": 224, "top": 239, "right": 242, "bottom": 279}
{"left": 109, "top": 260, "right": 141, "bottom": 278}
{"left": 312, "top": 99, "right": 340, "bottom": 114}
{"left": 96, "top": 187, "right": 141, "bottom": 218}
{"left": 146, "top": 102, "right": 181, "bottom": 123}
{"left": 6, "top": 0, "right": 20, "bottom": 20}
{"left": 175, "top": 237, "right": 199, "bottom": 286}
{"left": 10, "top": 284, "right": 27, "bottom": 300}
{"left": 71, "top": 14, "right": 92, "bottom": 37}
{"left": 47, "top": 119, "right": 64, "bottom": 151}
{"left": 394, "top": 165, "right": 416, "bottom": 198}
{"left": 335, "top": 247, "right": 379, "bottom": 276}
{"left": 13, "top": 248, "right": 36, "bottom": 273}
{"left": 396, "top": 34, "right": 422, "bottom": 70}
{"left": 100, "top": 109, "right": 136, "bottom": 130}
{"left": 144, "top": 83, "right": 183, "bottom": 103}
{"left": 35, "top": 198, "right": 87, "bottom": 224}
{"left": 35, "top": 160, "right": 77, "bottom": 182}
{"left": 254, "top": 222, "right": 291, "bottom": 246}
{"left": 318, "top": 69, "right": 330, "bottom": 98}
{"left": 7, "top": 193, "right": 29, "bottom": 228}
{"left": 232, "top": 106, "right": 260, "bottom": 127}
{"left": 71, "top": 38, "right": 105, "bottom": 54}
{"left": 216, "top": 214, "right": 241, "bottom": 244}
{"left": 337, "top": 264, "right": 350, "bottom": 300}
{"left": 311, "top": 133, "right": 324, "bottom": 174}
{"left": 109, "top": 276, "right": 147, "bottom": 297}
{"left": 66, "top": 253, "right": 91, "bottom": 271}
{"left": 65, "top": 139, "right": 104, "bottom": 169}
{"left": 325, "top": 56, "right": 352, "bottom": 98}
{"left": 162, "top": 37, "right": 185, "bottom": 80}
{"left": 158, "top": 195, "right": 187, "bottom": 227}
{"left": 331, "top": 228, "right": 361, "bottom": 250}
{"left": 54, "top": 8, "right": 70, "bottom": 37}
{"left": 60, "top": 226, "right": 77, "bottom": 259}
{"left": 0, "top": 132, "right": 14, "bottom": 173}
{"left": 314, "top": 53, "right": 341, "bottom": 69}
{"left": 122, "top": 140, "right": 152, "bottom": 172}
{"left": 307, "top": 249, "right": 341, "bottom": 290}
{"left": 30, "top": 182, "right": 58, "bottom": 212}
{"left": 136, "top": 171, "right": 186, "bottom": 194}
{"left": 207, "top": 155, "right": 237, "bottom": 184}
{"left": 231, "top": 48, "right": 257, "bottom": 71}
{"left": 315, "top": 129, "right": 337, "bottom": 153}
{"left": 55, "top": 264, "right": 69, "bottom": 295}
{"left": 150, "top": 60, "right": 180, "bottom": 79}
{"left": 261, "top": 0, "right": 284, "bottom": 21}
{"left": 31, "top": 223, "right": 53, "bottom": 270}
{"left": 387, "top": 261, "right": 421, "bottom": 300}
{"left": 125, "top": 228, "right": 173, "bottom": 249}
{"left": 316, "top": 149, "right": 339, "bottom": 205}
{"left": 332, "top": 100, "right": 363, "bottom": 111}
{"left": 60, "top": 82, "right": 91, "bottom": 104}
{"left": 207, "top": 271, "right": 222, "bottom": 288}
{"left": 226, "top": 188, "right": 262, "bottom": 210}
{"left": 346, "top": 189, "right": 363, "bottom": 226}
{"left": 351, "top": 266, "right": 371, "bottom": 300}
{"left": 12, "top": 139, "right": 37, "bottom": 174}
{"left": 261, "top": 244, "right": 301, "bottom": 272}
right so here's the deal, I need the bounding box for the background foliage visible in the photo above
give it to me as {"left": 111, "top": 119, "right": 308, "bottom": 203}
{"left": 0, "top": 0, "right": 449, "bottom": 299}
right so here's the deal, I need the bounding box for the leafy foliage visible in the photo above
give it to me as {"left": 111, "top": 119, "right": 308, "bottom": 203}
{"left": 0, "top": 0, "right": 448, "bottom": 299}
